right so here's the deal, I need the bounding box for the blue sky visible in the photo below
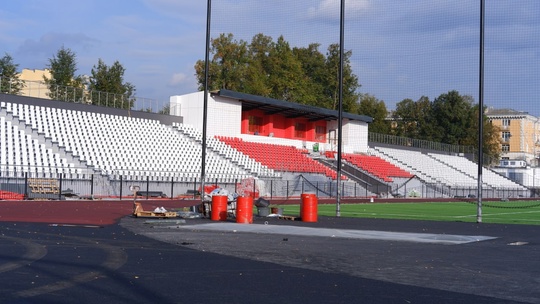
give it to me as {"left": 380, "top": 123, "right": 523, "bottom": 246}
{"left": 1, "top": 0, "right": 539, "bottom": 115}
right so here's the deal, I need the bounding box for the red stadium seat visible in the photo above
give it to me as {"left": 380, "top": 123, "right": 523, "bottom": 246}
{"left": 217, "top": 137, "right": 341, "bottom": 179}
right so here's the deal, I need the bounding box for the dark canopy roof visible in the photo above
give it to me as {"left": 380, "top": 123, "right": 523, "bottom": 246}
{"left": 214, "top": 89, "right": 373, "bottom": 123}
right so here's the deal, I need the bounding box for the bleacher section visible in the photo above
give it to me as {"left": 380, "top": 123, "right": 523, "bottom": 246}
{"left": 371, "top": 146, "right": 478, "bottom": 187}
{"left": 1, "top": 113, "right": 74, "bottom": 176}
{"left": 2, "top": 101, "right": 332, "bottom": 184}
{"left": 428, "top": 153, "right": 527, "bottom": 190}
{"left": 174, "top": 123, "right": 279, "bottom": 178}
{"left": 343, "top": 153, "right": 413, "bottom": 182}
{"left": 370, "top": 146, "right": 526, "bottom": 190}
{"left": 1, "top": 102, "right": 260, "bottom": 182}
{"left": 0, "top": 99, "right": 530, "bottom": 199}
{"left": 217, "top": 136, "right": 342, "bottom": 180}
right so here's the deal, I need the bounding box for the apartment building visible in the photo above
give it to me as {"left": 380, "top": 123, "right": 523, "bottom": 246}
{"left": 486, "top": 107, "right": 540, "bottom": 166}
{"left": 18, "top": 69, "right": 51, "bottom": 99}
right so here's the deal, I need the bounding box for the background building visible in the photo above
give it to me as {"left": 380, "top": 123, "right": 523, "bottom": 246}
{"left": 486, "top": 107, "right": 540, "bottom": 166}
{"left": 18, "top": 69, "right": 51, "bottom": 99}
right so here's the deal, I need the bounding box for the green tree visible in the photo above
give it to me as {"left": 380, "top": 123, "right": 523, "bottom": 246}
{"left": 392, "top": 98, "right": 416, "bottom": 137}
{"left": 194, "top": 33, "right": 249, "bottom": 92}
{"left": 243, "top": 33, "right": 274, "bottom": 96}
{"left": 44, "top": 46, "right": 85, "bottom": 102}
{"left": 430, "top": 90, "right": 474, "bottom": 145}
{"left": 88, "top": 59, "right": 136, "bottom": 109}
{"left": 392, "top": 91, "right": 501, "bottom": 163}
{"left": 194, "top": 33, "right": 362, "bottom": 111}
{"left": 292, "top": 43, "right": 328, "bottom": 107}
{"left": 265, "top": 35, "right": 309, "bottom": 102}
{"left": 0, "top": 53, "right": 25, "bottom": 94}
{"left": 358, "top": 94, "right": 390, "bottom": 134}
{"left": 324, "top": 43, "right": 360, "bottom": 112}
{"left": 392, "top": 96, "right": 433, "bottom": 139}
{"left": 460, "top": 105, "right": 502, "bottom": 165}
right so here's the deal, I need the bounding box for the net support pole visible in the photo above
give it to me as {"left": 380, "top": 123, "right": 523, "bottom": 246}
{"left": 336, "top": 0, "right": 345, "bottom": 217}
{"left": 201, "top": 0, "right": 212, "bottom": 206}
{"left": 477, "top": 0, "right": 485, "bottom": 223}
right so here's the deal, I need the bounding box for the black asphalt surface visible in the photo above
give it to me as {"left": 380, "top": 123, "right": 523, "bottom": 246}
{"left": 1, "top": 216, "right": 539, "bottom": 304}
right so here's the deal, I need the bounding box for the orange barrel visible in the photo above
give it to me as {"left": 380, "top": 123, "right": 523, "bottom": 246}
{"left": 236, "top": 196, "right": 253, "bottom": 224}
{"left": 301, "top": 193, "right": 318, "bottom": 222}
{"left": 211, "top": 195, "right": 228, "bottom": 221}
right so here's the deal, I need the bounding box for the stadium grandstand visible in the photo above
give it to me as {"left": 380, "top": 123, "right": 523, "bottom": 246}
{"left": 0, "top": 89, "right": 531, "bottom": 201}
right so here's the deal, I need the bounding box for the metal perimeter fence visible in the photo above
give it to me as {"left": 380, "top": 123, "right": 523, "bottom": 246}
{"left": 0, "top": 169, "right": 377, "bottom": 200}
{"left": 0, "top": 169, "right": 533, "bottom": 201}
{"left": 0, "top": 76, "right": 168, "bottom": 114}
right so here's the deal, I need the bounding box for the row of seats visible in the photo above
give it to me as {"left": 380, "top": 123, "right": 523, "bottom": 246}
{"left": 370, "top": 146, "right": 525, "bottom": 189}
{"left": 217, "top": 136, "right": 344, "bottom": 180}
{"left": 175, "top": 124, "right": 279, "bottom": 178}
{"left": 1, "top": 117, "right": 70, "bottom": 171}
{"left": 428, "top": 153, "right": 527, "bottom": 190}
{"left": 343, "top": 153, "right": 413, "bottom": 182}
{"left": 371, "top": 147, "right": 479, "bottom": 187}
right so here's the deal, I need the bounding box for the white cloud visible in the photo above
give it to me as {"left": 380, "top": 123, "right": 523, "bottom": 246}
{"left": 169, "top": 72, "right": 188, "bottom": 86}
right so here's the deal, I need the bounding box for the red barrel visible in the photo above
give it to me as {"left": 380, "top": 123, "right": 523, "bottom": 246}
{"left": 211, "top": 195, "right": 228, "bottom": 221}
{"left": 301, "top": 193, "right": 318, "bottom": 222}
{"left": 236, "top": 196, "right": 253, "bottom": 224}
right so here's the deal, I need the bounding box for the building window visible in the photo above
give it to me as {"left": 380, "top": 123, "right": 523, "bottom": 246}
{"left": 502, "top": 119, "right": 511, "bottom": 128}
{"left": 315, "top": 125, "right": 326, "bottom": 141}
{"left": 502, "top": 144, "right": 510, "bottom": 152}
{"left": 502, "top": 131, "right": 511, "bottom": 142}
{"left": 248, "top": 116, "right": 263, "bottom": 134}
{"left": 294, "top": 122, "right": 306, "bottom": 138}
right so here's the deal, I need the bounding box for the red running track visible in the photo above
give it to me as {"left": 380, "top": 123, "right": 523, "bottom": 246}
{"left": 0, "top": 199, "right": 199, "bottom": 226}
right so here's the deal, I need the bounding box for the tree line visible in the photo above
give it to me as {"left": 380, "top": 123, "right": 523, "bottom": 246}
{"left": 195, "top": 33, "right": 501, "bottom": 161}
{"left": 0, "top": 47, "right": 135, "bottom": 109}
{"left": 195, "top": 33, "right": 361, "bottom": 113}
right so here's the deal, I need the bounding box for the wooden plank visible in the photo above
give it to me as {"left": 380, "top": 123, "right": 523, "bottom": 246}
{"left": 132, "top": 202, "right": 177, "bottom": 218}
{"left": 28, "top": 178, "right": 60, "bottom": 195}
{"left": 278, "top": 215, "right": 299, "bottom": 221}
{"left": 134, "top": 211, "right": 177, "bottom": 218}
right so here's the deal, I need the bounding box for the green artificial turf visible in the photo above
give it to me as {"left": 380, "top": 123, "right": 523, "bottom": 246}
{"left": 280, "top": 201, "right": 540, "bottom": 225}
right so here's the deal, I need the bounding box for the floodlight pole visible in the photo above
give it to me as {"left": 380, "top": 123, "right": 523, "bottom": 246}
{"left": 477, "top": 0, "right": 485, "bottom": 223}
{"left": 336, "top": 0, "right": 345, "bottom": 217}
{"left": 201, "top": 0, "right": 212, "bottom": 207}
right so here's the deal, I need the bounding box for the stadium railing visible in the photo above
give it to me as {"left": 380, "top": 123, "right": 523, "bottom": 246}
{"left": 0, "top": 168, "right": 532, "bottom": 201}
{"left": 0, "top": 76, "right": 167, "bottom": 114}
